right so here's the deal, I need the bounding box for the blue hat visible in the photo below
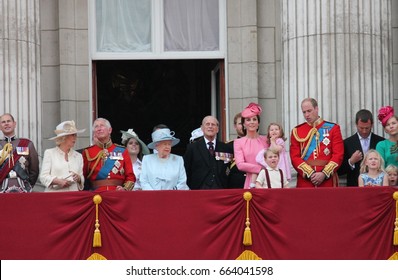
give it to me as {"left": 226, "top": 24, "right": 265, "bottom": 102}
{"left": 147, "top": 128, "right": 180, "bottom": 149}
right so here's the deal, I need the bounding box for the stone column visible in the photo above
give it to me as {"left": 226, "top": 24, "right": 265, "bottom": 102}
{"left": 0, "top": 0, "right": 41, "bottom": 150}
{"left": 282, "top": 0, "right": 392, "bottom": 137}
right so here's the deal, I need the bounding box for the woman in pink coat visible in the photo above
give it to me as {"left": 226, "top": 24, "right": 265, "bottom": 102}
{"left": 234, "top": 103, "right": 269, "bottom": 189}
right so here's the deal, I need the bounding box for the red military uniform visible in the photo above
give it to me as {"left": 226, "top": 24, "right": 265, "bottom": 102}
{"left": 83, "top": 140, "right": 135, "bottom": 191}
{"left": 290, "top": 118, "right": 344, "bottom": 188}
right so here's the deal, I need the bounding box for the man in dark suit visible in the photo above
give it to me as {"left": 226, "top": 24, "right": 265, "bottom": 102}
{"left": 184, "top": 116, "right": 233, "bottom": 189}
{"left": 338, "top": 109, "right": 384, "bottom": 186}
{"left": 226, "top": 112, "right": 246, "bottom": 188}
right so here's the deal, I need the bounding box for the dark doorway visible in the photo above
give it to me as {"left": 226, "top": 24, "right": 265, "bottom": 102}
{"left": 95, "top": 60, "right": 221, "bottom": 155}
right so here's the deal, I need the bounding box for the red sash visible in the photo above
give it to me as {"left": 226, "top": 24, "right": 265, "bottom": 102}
{"left": 0, "top": 139, "right": 30, "bottom": 183}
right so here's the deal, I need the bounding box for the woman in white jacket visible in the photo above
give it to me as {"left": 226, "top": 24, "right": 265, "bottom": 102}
{"left": 40, "top": 121, "right": 85, "bottom": 192}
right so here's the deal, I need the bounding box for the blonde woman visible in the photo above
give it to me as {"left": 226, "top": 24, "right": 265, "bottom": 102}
{"left": 40, "top": 121, "right": 85, "bottom": 192}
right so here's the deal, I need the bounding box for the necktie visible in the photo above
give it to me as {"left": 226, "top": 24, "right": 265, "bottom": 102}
{"left": 208, "top": 142, "right": 214, "bottom": 156}
{"left": 361, "top": 137, "right": 369, "bottom": 154}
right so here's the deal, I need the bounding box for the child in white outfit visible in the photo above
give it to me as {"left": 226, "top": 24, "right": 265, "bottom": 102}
{"left": 255, "top": 149, "right": 289, "bottom": 188}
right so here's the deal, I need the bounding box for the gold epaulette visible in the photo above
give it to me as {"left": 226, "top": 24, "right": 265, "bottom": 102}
{"left": 123, "top": 181, "right": 135, "bottom": 191}
{"left": 322, "top": 161, "right": 338, "bottom": 178}
{"left": 298, "top": 162, "right": 314, "bottom": 178}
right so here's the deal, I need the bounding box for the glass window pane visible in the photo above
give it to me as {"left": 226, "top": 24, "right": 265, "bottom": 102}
{"left": 164, "top": 0, "right": 219, "bottom": 51}
{"left": 96, "top": 0, "right": 151, "bottom": 52}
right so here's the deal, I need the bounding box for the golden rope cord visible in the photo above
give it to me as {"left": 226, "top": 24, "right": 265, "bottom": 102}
{"left": 84, "top": 149, "right": 105, "bottom": 179}
{"left": 292, "top": 127, "right": 319, "bottom": 159}
{"left": 292, "top": 127, "right": 317, "bottom": 143}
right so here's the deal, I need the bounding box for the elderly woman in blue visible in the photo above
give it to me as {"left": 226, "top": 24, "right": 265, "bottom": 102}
{"left": 140, "top": 128, "right": 189, "bottom": 190}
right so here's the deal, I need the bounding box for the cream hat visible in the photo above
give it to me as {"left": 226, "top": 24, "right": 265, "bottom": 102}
{"left": 49, "top": 120, "right": 85, "bottom": 140}
{"left": 189, "top": 127, "right": 203, "bottom": 142}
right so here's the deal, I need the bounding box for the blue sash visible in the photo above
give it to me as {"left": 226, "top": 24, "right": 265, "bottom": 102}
{"left": 95, "top": 146, "right": 125, "bottom": 180}
{"left": 303, "top": 122, "right": 335, "bottom": 160}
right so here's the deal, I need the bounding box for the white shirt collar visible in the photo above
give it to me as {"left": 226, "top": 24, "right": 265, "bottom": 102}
{"left": 266, "top": 166, "right": 279, "bottom": 172}
{"left": 357, "top": 133, "right": 371, "bottom": 141}
{"left": 204, "top": 137, "right": 216, "bottom": 148}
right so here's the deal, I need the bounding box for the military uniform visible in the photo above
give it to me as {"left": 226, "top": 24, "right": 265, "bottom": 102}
{"left": 83, "top": 140, "right": 135, "bottom": 191}
{"left": 290, "top": 118, "right": 344, "bottom": 188}
{"left": 0, "top": 136, "right": 39, "bottom": 193}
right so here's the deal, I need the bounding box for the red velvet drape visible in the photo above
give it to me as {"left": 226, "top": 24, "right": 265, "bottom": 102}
{"left": 0, "top": 187, "right": 397, "bottom": 259}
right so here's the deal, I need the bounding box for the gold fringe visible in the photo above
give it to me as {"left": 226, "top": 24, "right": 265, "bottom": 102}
{"left": 243, "top": 192, "right": 252, "bottom": 246}
{"left": 393, "top": 192, "right": 398, "bottom": 246}
{"left": 236, "top": 250, "right": 262, "bottom": 260}
{"left": 93, "top": 194, "right": 103, "bottom": 248}
{"left": 87, "top": 253, "right": 107, "bottom": 260}
{"left": 123, "top": 181, "right": 135, "bottom": 191}
{"left": 298, "top": 162, "right": 315, "bottom": 178}
{"left": 322, "top": 161, "right": 338, "bottom": 178}
{"left": 388, "top": 252, "right": 398, "bottom": 260}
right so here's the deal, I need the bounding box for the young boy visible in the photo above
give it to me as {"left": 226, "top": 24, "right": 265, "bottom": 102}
{"left": 255, "top": 149, "right": 289, "bottom": 188}
{"left": 385, "top": 164, "right": 398, "bottom": 186}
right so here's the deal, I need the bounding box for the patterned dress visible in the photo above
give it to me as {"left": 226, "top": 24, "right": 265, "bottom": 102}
{"left": 359, "top": 172, "right": 386, "bottom": 186}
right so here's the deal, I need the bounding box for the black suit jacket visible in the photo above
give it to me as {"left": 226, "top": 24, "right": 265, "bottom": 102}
{"left": 338, "top": 132, "right": 385, "bottom": 186}
{"left": 226, "top": 140, "right": 246, "bottom": 188}
{"left": 183, "top": 138, "right": 232, "bottom": 189}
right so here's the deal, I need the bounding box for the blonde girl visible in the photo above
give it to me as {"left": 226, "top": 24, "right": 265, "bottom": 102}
{"left": 358, "top": 149, "right": 389, "bottom": 187}
{"left": 385, "top": 164, "right": 398, "bottom": 186}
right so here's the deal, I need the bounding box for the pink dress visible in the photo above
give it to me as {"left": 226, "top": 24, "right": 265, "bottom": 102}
{"left": 255, "top": 138, "right": 292, "bottom": 181}
{"left": 234, "top": 135, "right": 269, "bottom": 189}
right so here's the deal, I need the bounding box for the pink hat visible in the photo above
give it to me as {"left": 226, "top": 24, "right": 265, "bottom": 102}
{"left": 378, "top": 106, "right": 394, "bottom": 127}
{"left": 241, "top": 103, "right": 262, "bottom": 118}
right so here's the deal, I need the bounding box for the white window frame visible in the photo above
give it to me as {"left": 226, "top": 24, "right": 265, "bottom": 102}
{"left": 88, "top": 0, "right": 227, "bottom": 60}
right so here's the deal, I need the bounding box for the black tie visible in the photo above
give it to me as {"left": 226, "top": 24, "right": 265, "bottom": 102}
{"left": 208, "top": 142, "right": 214, "bottom": 156}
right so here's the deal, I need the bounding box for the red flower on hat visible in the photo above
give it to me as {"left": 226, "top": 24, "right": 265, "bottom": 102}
{"left": 377, "top": 106, "right": 394, "bottom": 127}
{"left": 241, "top": 102, "right": 262, "bottom": 118}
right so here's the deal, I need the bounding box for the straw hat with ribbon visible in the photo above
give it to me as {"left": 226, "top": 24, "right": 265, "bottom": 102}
{"left": 49, "top": 120, "right": 85, "bottom": 140}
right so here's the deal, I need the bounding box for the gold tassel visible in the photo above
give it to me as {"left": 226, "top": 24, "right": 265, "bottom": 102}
{"left": 393, "top": 192, "right": 398, "bottom": 246}
{"left": 388, "top": 252, "right": 398, "bottom": 260}
{"left": 236, "top": 250, "right": 262, "bottom": 260}
{"left": 93, "top": 194, "right": 102, "bottom": 248}
{"left": 243, "top": 192, "right": 252, "bottom": 246}
{"left": 87, "top": 253, "right": 107, "bottom": 260}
